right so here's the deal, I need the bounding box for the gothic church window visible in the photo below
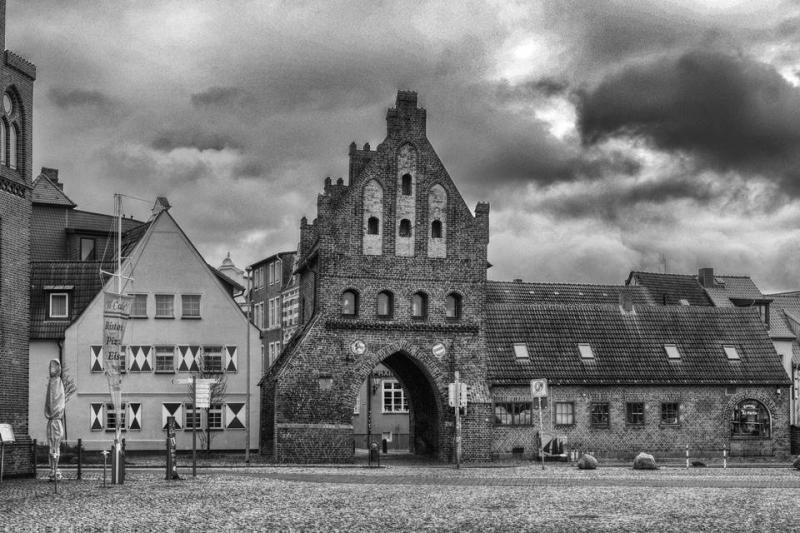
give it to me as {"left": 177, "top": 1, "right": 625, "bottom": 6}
{"left": 399, "top": 219, "right": 411, "bottom": 237}
{"left": 1, "top": 91, "right": 19, "bottom": 170}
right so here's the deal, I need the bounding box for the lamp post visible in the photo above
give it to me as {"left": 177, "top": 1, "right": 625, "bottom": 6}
{"left": 245, "top": 267, "right": 252, "bottom": 464}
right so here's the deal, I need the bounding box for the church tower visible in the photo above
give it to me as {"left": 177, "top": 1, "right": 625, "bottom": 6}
{"left": 0, "top": 0, "right": 36, "bottom": 476}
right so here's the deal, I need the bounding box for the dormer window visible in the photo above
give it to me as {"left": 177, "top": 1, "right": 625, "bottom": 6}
{"left": 48, "top": 292, "right": 69, "bottom": 319}
{"left": 723, "top": 345, "right": 740, "bottom": 360}
{"left": 664, "top": 344, "right": 681, "bottom": 360}
{"left": 513, "top": 343, "right": 529, "bottom": 359}
{"left": 80, "top": 237, "right": 96, "bottom": 261}
{"left": 401, "top": 174, "right": 412, "bottom": 195}
{"left": 578, "top": 343, "right": 594, "bottom": 359}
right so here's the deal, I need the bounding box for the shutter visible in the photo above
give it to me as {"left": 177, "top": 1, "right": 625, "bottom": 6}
{"left": 119, "top": 345, "right": 127, "bottom": 374}
{"left": 162, "top": 403, "right": 183, "bottom": 430}
{"left": 225, "top": 403, "right": 246, "bottom": 429}
{"left": 127, "top": 403, "right": 142, "bottom": 431}
{"left": 129, "top": 346, "right": 153, "bottom": 372}
{"left": 90, "top": 345, "right": 104, "bottom": 373}
{"left": 90, "top": 403, "right": 104, "bottom": 431}
{"left": 177, "top": 345, "right": 201, "bottom": 372}
{"left": 225, "top": 345, "right": 238, "bottom": 372}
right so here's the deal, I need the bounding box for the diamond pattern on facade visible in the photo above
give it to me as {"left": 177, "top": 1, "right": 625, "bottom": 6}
{"left": 90, "top": 403, "right": 104, "bottom": 431}
{"left": 127, "top": 402, "right": 142, "bottom": 430}
{"left": 90, "top": 345, "right": 103, "bottom": 373}
{"left": 161, "top": 403, "right": 183, "bottom": 430}
{"left": 128, "top": 345, "right": 153, "bottom": 372}
{"left": 225, "top": 346, "right": 238, "bottom": 372}
{"left": 177, "top": 345, "right": 200, "bottom": 372}
{"left": 225, "top": 403, "right": 246, "bottom": 429}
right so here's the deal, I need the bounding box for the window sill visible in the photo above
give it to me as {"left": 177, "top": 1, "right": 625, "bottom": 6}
{"left": 554, "top": 423, "right": 575, "bottom": 428}
{"left": 154, "top": 316, "right": 175, "bottom": 320}
{"left": 659, "top": 423, "right": 681, "bottom": 428}
{"left": 590, "top": 424, "right": 610, "bottom": 429}
{"left": 181, "top": 316, "right": 202, "bottom": 320}
{"left": 130, "top": 315, "right": 148, "bottom": 320}
{"left": 381, "top": 411, "right": 410, "bottom": 415}
{"left": 155, "top": 370, "right": 175, "bottom": 374}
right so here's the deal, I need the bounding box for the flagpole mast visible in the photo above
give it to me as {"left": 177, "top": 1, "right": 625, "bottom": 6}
{"left": 114, "top": 193, "right": 122, "bottom": 479}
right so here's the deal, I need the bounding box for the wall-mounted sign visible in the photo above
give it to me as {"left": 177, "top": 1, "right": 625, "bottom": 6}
{"left": 432, "top": 343, "right": 447, "bottom": 358}
{"left": 350, "top": 340, "right": 366, "bottom": 356}
{"left": 530, "top": 378, "right": 548, "bottom": 398}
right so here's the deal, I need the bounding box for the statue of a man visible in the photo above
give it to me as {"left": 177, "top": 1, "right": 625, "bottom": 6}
{"left": 44, "top": 359, "right": 65, "bottom": 481}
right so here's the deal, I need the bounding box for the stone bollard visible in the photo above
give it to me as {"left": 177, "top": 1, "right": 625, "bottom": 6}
{"left": 577, "top": 454, "right": 598, "bottom": 470}
{"left": 633, "top": 452, "right": 659, "bottom": 470}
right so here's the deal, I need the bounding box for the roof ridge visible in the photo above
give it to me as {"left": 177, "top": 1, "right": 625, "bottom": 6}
{"left": 488, "top": 280, "right": 631, "bottom": 288}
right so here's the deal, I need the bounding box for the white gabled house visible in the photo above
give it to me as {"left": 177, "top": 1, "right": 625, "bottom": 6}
{"left": 30, "top": 198, "right": 261, "bottom": 452}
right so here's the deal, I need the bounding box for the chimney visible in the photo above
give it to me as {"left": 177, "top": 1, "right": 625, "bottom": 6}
{"left": 698, "top": 267, "right": 715, "bottom": 288}
{"left": 41, "top": 167, "right": 62, "bottom": 190}
{"left": 152, "top": 196, "right": 171, "bottom": 216}
{"left": 619, "top": 288, "right": 635, "bottom": 314}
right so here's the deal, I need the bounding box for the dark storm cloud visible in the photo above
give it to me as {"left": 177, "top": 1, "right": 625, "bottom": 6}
{"left": 495, "top": 78, "right": 569, "bottom": 101}
{"left": 151, "top": 129, "right": 241, "bottom": 152}
{"left": 190, "top": 86, "right": 248, "bottom": 108}
{"left": 48, "top": 87, "right": 112, "bottom": 109}
{"left": 534, "top": 177, "right": 715, "bottom": 223}
{"left": 577, "top": 49, "right": 800, "bottom": 192}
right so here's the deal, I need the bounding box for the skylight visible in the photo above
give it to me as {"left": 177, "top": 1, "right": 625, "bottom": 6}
{"left": 723, "top": 345, "right": 740, "bottom": 360}
{"left": 679, "top": 299, "right": 690, "bottom": 306}
{"left": 578, "top": 343, "right": 594, "bottom": 359}
{"left": 513, "top": 343, "right": 529, "bottom": 359}
{"left": 664, "top": 344, "right": 681, "bottom": 359}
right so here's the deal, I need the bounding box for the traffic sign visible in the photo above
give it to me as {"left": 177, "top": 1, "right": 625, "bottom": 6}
{"left": 530, "top": 378, "right": 548, "bottom": 398}
{"left": 448, "top": 382, "right": 468, "bottom": 408}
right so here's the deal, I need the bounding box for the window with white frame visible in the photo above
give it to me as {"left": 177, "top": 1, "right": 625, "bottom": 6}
{"left": 155, "top": 345, "right": 174, "bottom": 373}
{"left": 382, "top": 380, "right": 408, "bottom": 413}
{"left": 208, "top": 404, "right": 223, "bottom": 430}
{"left": 268, "top": 262, "right": 275, "bottom": 285}
{"left": 269, "top": 297, "right": 281, "bottom": 328}
{"left": 268, "top": 341, "right": 281, "bottom": 366}
{"left": 203, "top": 345, "right": 223, "bottom": 373}
{"left": 184, "top": 403, "right": 200, "bottom": 430}
{"left": 274, "top": 260, "right": 281, "bottom": 285}
{"left": 554, "top": 402, "right": 575, "bottom": 425}
{"left": 155, "top": 294, "right": 174, "bottom": 318}
{"left": 80, "top": 237, "right": 96, "bottom": 260}
{"left": 130, "top": 294, "right": 148, "bottom": 318}
{"left": 105, "top": 402, "right": 127, "bottom": 432}
{"left": 181, "top": 294, "right": 201, "bottom": 318}
{"left": 48, "top": 292, "right": 69, "bottom": 319}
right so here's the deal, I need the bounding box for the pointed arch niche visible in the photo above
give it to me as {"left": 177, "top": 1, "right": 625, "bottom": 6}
{"left": 427, "top": 184, "right": 447, "bottom": 258}
{"left": 395, "top": 144, "right": 417, "bottom": 257}
{"left": 362, "top": 179, "right": 384, "bottom": 255}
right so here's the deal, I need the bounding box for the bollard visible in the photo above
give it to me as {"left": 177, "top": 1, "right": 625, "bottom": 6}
{"left": 723, "top": 445, "right": 727, "bottom": 469}
{"left": 77, "top": 439, "right": 82, "bottom": 480}
{"left": 368, "top": 441, "right": 380, "bottom": 468}
{"left": 686, "top": 444, "right": 689, "bottom": 469}
{"left": 32, "top": 438, "right": 37, "bottom": 478}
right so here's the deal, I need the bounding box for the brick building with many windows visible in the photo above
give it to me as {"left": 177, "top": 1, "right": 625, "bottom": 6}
{"left": 0, "top": 0, "right": 36, "bottom": 476}
{"left": 249, "top": 251, "right": 297, "bottom": 368}
{"left": 259, "top": 91, "right": 791, "bottom": 463}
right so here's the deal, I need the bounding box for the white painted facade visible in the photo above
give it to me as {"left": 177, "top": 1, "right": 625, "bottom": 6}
{"left": 29, "top": 209, "right": 261, "bottom": 451}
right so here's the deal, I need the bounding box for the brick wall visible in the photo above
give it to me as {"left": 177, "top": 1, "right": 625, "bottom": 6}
{"left": 491, "top": 384, "right": 791, "bottom": 461}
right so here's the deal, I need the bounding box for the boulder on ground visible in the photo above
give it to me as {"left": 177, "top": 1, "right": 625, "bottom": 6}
{"left": 577, "top": 454, "right": 598, "bottom": 470}
{"left": 633, "top": 452, "right": 658, "bottom": 470}
{"left": 792, "top": 456, "right": 800, "bottom": 470}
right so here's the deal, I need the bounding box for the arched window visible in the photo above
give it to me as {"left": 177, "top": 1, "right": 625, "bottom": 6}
{"left": 446, "top": 293, "right": 462, "bottom": 319}
{"left": 341, "top": 290, "right": 358, "bottom": 317}
{"left": 367, "top": 216, "right": 379, "bottom": 235}
{"left": 731, "top": 399, "right": 770, "bottom": 438}
{"left": 9, "top": 122, "right": 17, "bottom": 170}
{"left": 431, "top": 220, "right": 442, "bottom": 239}
{"left": 377, "top": 291, "right": 393, "bottom": 318}
{"left": 411, "top": 292, "right": 428, "bottom": 319}
{"left": 401, "top": 174, "right": 412, "bottom": 195}
{"left": 399, "top": 219, "right": 411, "bottom": 237}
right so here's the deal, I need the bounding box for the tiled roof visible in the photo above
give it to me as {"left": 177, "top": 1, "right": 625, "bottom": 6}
{"left": 67, "top": 210, "right": 143, "bottom": 234}
{"left": 119, "top": 221, "right": 151, "bottom": 260}
{"left": 486, "top": 281, "right": 655, "bottom": 305}
{"left": 31, "top": 175, "right": 76, "bottom": 207}
{"left": 486, "top": 303, "right": 789, "bottom": 386}
{"left": 767, "top": 310, "right": 796, "bottom": 340}
{"left": 767, "top": 294, "right": 800, "bottom": 322}
{"left": 626, "top": 272, "right": 712, "bottom": 306}
{"left": 30, "top": 261, "right": 113, "bottom": 339}
{"left": 704, "top": 275, "right": 766, "bottom": 307}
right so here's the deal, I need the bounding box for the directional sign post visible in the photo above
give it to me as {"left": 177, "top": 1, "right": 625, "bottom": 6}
{"left": 531, "top": 379, "right": 548, "bottom": 470}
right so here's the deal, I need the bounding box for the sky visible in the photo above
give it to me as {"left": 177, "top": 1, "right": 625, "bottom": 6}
{"left": 8, "top": 0, "right": 800, "bottom": 291}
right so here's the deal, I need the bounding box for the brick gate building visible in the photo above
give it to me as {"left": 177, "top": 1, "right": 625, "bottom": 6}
{"left": 260, "top": 91, "right": 791, "bottom": 463}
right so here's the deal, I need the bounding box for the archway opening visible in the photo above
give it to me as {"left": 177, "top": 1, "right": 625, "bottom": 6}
{"left": 351, "top": 351, "right": 440, "bottom": 458}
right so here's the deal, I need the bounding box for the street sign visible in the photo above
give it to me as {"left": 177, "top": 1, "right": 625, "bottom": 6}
{"left": 432, "top": 343, "right": 447, "bottom": 358}
{"left": 448, "top": 382, "right": 468, "bottom": 408}
{"left": 530, "top": 378, "right": 548, "bottom": 398}
{"left": 194, "top": 379, "right": 217, "bottom": 409}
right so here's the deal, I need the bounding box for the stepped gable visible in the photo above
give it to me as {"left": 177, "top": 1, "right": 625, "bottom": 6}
{"left": 486, "top": 303, "right": 790, "bottom": 386}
